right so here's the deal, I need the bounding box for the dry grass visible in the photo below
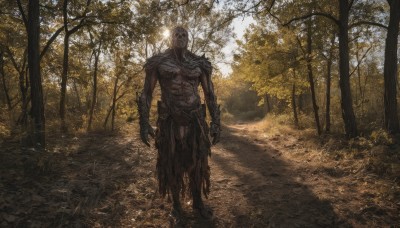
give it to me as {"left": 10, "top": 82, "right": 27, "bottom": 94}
{"left": 228, "top": 116, "right": 400, "bottom": 226}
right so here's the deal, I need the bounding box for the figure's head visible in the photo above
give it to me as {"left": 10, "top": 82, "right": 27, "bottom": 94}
{"left": 170, "top": 26, "right": 188, "bottom": 49}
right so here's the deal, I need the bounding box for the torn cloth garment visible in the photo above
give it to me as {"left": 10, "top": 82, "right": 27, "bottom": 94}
{"left": 155, "top": 102, "right": 211, "bottom": 199}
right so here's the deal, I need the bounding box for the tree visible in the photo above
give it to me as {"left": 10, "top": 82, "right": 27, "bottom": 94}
{"left": 87, "top": 29, "right": 102, "bottom": 131}
{"left": 60, "top": 0, "right": 91, "bottom": 132}
{"left": 283, "top": 0, "right": 360, "bottom": 138}
{"left": 337, "top": 0, "right": 358, "bottom": 138}
{"left": 383, "top": 0, "right": 399, "bottom": 133}
{"left": 27, "top": 0, "right": 45, "bottom": 147}
{"left": 323, "top": 33, "right": 336, "bottom": 132}
{"left": 231, "top": 25, "right": 309, "bottom": 126}
{"left": 0, "top": 49, "right": 12, "bottom": 112}
{"left": 304, "top": 16, "right": 322, "bottom": 135}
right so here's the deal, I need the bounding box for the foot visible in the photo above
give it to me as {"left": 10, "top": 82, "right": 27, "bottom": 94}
{"left": 193, "top": 203, "right": 213, "bottom": 219}
{"left": 169, "top": 204, "right": 186, "bottom": 227}
{"left": 171, "top": 202, "right": 183, "bottom": 217}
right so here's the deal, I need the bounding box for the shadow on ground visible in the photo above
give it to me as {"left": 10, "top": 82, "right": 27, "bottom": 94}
{"left": 0, "top": 129, "right": 151, "bottom": 227}
{"left": 209, "top": 125, "right": 350, "bottom": 227}
{"left": 1, "top": 123, "right": 357, "bottom": 227}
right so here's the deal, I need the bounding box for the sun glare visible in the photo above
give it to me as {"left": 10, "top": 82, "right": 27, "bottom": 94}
{"left": 162, "top": 29, "right": 170, "bottom": 39}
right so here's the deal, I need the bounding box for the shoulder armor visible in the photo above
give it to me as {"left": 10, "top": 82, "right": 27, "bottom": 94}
{"left": 186, "top": 52, "right": 213, "bottom": 76}
{"left": 144, "top": 51, "right": 170, "bottom": 73}
{"left": 199, "top": 55, "right": 212, "bottom": 76}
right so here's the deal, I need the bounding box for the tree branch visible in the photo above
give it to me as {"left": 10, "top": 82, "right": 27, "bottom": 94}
{"left": 40, "top": 3, "right": 90, "bottom": 61}
{"left": 4, "top": 47, "right": 21, "bottom": 74}
{"left": 264, "top": 0, "right": 283, "bottom": 24}
{"left": 349, "top": 45, "right": 372, "bottom": 77}
{"left": 16, "top": 0, "right": 28, "bottom": 30}
{"left": 349, "top": 21, "right": 388, "bottom": 30}
{"left": 295, "top": 35, "right": 307, "bottom": 56}
{"left": 40, "top": 26, "right": 65, "bottom": 60}
{"left": 68, "top": 19, "right": 86, "bottom": 35}
{"left": 349, "top": 0, "right": 356, "bottom": 10}
{"left": 283, "top": 12, "right": 339, "bottom": 26}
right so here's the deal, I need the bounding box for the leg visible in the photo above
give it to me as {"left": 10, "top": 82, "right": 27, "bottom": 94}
{"left": 190, "top": 169, "right": 213, "bottom": 219}
{"left": 169, "top": 182, "right": 187, "bottom": 227}
{"left": 171, "top": 183, "right": 183, "bottom": 216}
{"left": 171, "top": 125, "right": 188, "bottom": 217}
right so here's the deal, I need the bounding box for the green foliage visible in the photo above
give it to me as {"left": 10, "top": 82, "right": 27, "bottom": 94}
{"left": 0, "top": 0, "right": 234, "bottom": 137}
{"left": 231, "top": 25, "right": 309, "bottom": 106}
{"left": 216, "top": 71, "right": 265, "bottom": 121}
{"left": 0, "top": 0, "right": 397, "bottom": 140}
{"left": 222, "top": 0, "right": 396, "bottom": 136}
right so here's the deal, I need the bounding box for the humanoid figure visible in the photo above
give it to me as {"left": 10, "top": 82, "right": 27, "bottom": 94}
{"left": 137, "top": 26, "right": 221, "bottom": 219}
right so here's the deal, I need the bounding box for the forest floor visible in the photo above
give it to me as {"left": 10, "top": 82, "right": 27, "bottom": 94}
{"left": 1, "top": 120, "right": 400, "bottom": 227}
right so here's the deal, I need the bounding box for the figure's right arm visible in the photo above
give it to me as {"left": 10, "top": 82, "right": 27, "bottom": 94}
{"left": 137, "top": 65, "right": 158, "bottom": 147}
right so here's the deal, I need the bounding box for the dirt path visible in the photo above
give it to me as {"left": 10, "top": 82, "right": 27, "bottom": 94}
{"left": 129, "top": 122, "right": 398, "bottom": 227}
{"left": 208, "top": 124, "right": 341, "bottom": 227}
{"left": 206, "top": 123, "right": 398, "bottom": 227}
{"left": 1, "top": 123, "right": 398, "bottom": 227}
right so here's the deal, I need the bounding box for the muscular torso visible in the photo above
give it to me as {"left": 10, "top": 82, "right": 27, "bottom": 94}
{"left": 157, "top": 57, "right": 202, "bottom": 110}
{"left": 141, "top": 49, "right": 215, "bottom": 137}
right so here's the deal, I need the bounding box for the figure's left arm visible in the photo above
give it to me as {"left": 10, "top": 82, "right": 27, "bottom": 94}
{"left": 200, "top": 66, "right": 221, "bottom": 145}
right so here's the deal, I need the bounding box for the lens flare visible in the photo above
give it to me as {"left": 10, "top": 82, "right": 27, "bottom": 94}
{"left": 162, "top": 29, "right": 170, "bottom": 39}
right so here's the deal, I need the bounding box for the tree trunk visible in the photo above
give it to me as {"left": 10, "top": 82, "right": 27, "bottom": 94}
{"left": 356, "top": 49, "right": 363, "bottom": 115}
{"left": 298, "top": 94, "right": 304, "bottom": 113}
{"left": 87, "top": 48, "right": 100, "bottom": 131}
{"left": 28, "top": 0, "right": 45, "bottom": 147}
{"left": 292, "top": 82, "right": 299, "bottom": 128}
{"left": 73, "top": 79, "right": 82, "bottom": 111}
{"left": 0, "top": 51, "right": 12, "bottom": 111}
{"left": 383, "top": 0, "right": 400, "bottom": 133}
{"left": 60, "top": 0, "right": 70, "bottom": 132}
{"left": 264, "top": 94, "right": 271, "bottom": 114}
{"left": 111, "top": 74, "right": 120, "bottom": 131}
{"left": 103, "top": 106, "right": 112, "bottom": 129}
{"left": 59, "top": 0, "right": 88, "bottom": 132}
{"left": 60, "top": 34, "right": 69, "bottom": 132}
{"left": 17, "top": 63, "right": 28, "bottom": 126}
{"left": 325, "top": 34, "right": 335, "bottom": 133}
{"left": 103, "top": 74, "right": 120, "bottom": 130}
{"left": 354, "top": 41, "right": 372, "bottom": 117}
{"left": 338, "top": 0, "right": 358, "bottom": 138}
{"left": 14, "top": 3, "right": 29, "bottom": 126}
{"left": 306, "top": 18, "right": 321, "bottom": 135}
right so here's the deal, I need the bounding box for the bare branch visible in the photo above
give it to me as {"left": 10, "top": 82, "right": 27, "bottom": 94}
{"left": 16, "top": 0, "right": 28, "bottom": 30}
{"left": 40, "top": 1, "right": 91, "bottom": 61}
{"left": 40, "top": 26, "right": 65, "bottom": 60}
{"left": 68, "top": 19, "right": 86, "bottom": 35}
{"left": 255, "top": 0, "right": 282, "bottom": 25}
{"left": 349, "top": 21, "right": 388, "bottom": 30}
{"left": 295, "top": 36, "right": 306, "bottom": 56}
{"left": 283, "top": 12, "right": 339, "bottom": 27}
{"left": 4, "top": 47, "right": 21, "bottom": 74}
{"left": 349, "top": 45, "right": 373, "bottom": 77}
{"left": 349, "top": 0, "right": 356, "bottom": 10}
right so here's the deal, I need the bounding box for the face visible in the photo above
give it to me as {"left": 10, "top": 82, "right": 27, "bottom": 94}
{"left": 171, "top": 27, "right": 188, "bottom": 49}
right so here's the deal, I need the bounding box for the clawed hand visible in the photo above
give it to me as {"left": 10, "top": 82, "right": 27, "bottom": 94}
{"left": 210, "top": 122, "right": 221, "bottom": 145}
{"left": 140, "top": 124, "right": 155, "bottom": 147}
{"left": 211, "top": 131, "right": 220, "bottom": 145}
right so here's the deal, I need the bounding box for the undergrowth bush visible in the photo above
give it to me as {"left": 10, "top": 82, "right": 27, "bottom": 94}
{"left": 370, "top": 129, "right": 393, "bottom": 145}
{"left": 0, "top": 122, "right": 10, "bottom": 139}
